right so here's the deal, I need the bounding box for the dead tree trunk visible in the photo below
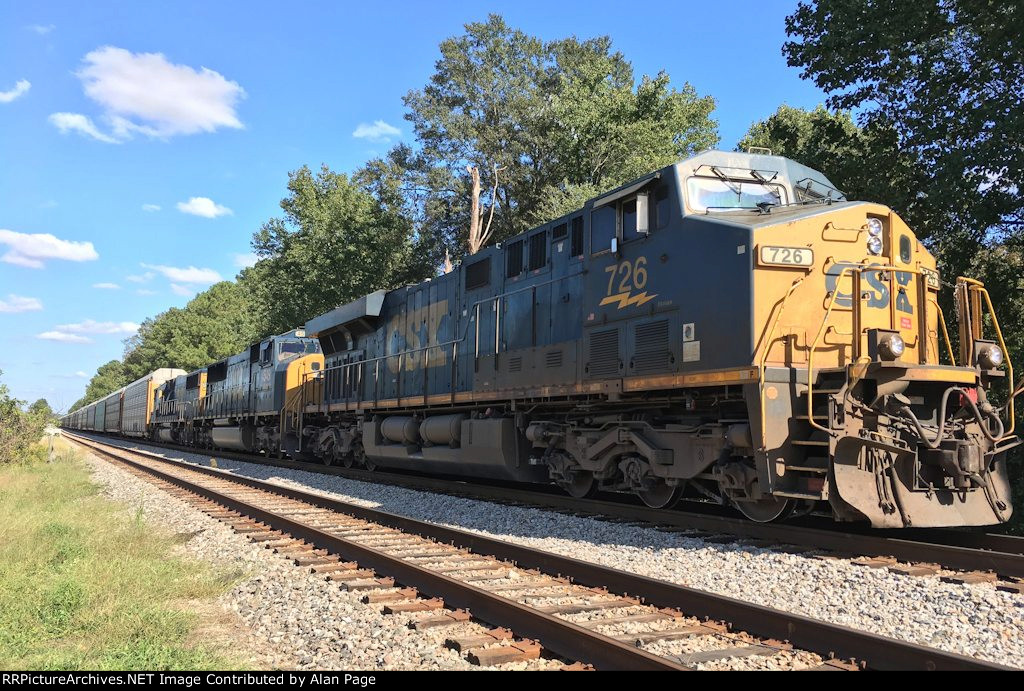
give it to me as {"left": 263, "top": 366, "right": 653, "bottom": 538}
{"left": 466, "top": 163, "right": 501, "bottom": 255}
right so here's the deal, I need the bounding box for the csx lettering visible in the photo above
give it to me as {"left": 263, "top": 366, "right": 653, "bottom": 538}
{"left": 824, "top": 263, "right": 913, "bottom": 314}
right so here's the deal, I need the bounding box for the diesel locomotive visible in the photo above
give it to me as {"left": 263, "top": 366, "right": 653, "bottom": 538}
{"left": 63, "top": 150, "right": 1019, "bottom": 528}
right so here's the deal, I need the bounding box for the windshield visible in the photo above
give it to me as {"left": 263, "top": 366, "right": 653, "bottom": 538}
{"left": 277, "top": 341, "right": 311, "bottom": 363}
{"left": 687, "top": 176, "right": 787, "bottom": 212}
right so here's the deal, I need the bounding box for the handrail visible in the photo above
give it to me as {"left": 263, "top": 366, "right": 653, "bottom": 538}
{"left": 958, "top": 277, "right": 1015, "bottom": 437}
{"left": 757, "top": 276, "right": 806, "bottom": 449}
{"left": 302, "top": 270, "right": 589, "bottom": 408}
{"left": 806, "top": 263, "right": 929, "bottom": 433}
{"left": 932, "top": 299, "right": 957, "bottom": 366}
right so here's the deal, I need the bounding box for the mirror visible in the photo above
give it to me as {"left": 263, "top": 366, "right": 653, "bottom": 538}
{"left": 636, "top": 192, "right": 649, "bottom": 235}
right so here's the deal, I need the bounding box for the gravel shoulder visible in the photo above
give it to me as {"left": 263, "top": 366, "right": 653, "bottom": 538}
{"left": 82, "top": 448, "right": 515, "bottom": 670}
{"left": 83, "top": 435, "right": 1024, "bottom": 668}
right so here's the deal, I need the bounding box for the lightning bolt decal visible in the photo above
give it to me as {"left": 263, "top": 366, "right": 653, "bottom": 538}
{"left": 599, "top": 291, "right": 659, "bottom": 309}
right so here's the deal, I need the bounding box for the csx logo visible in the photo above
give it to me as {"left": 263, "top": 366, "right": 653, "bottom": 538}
{"left": 825, "top": 262, "right": 914, "bottom": 314}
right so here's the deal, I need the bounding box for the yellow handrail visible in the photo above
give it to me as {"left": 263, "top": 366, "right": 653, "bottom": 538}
{"left": 806, "top": 263, "right": 928, "bottom": 433}
{"left": 933, "top": 300, "right": 957, "bottom": 366}
{"left": 757, "top": 276, "right": 806, "bottom": 449}
{"left": 958, "top": 278, "right": 1015, "bottom": 437}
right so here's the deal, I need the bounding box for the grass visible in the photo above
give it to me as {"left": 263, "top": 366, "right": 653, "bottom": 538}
{"left": 0, "top": 438, "right": 244, "bottom": 670}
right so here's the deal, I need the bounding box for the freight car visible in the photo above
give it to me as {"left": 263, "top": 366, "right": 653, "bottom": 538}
{"left": 63, "top": 150, "right": 1020, "bottom": 529}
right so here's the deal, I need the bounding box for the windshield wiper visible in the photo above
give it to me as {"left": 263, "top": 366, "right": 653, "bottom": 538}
{"left": 709, "top": 166, "right": 743, "bottom": 196}
{"left": 750, "top": 169, "right": 782, "bottom": 201}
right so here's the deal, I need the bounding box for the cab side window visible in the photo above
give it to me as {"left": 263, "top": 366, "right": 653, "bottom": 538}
{"left": 591, "top": 206, "right": 615, "bottom": 254}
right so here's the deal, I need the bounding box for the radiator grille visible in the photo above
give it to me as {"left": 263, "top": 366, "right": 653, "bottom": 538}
{"left": 588, "top": 329, "right": 620, "bottom": 377}
{"left": 508, "top": 356, "right": 522, "bottom": 373}
{"left": 632, "top": 320, "right": 671, "bottom": 374}
{"left": 545, "top": 349, "right": 563, "bottom": 368}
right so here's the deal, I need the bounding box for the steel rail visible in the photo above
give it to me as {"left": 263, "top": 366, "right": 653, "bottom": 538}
{"left": 68, "top": 432, "right": 1010, "bottom": 671}
{"left": 70, "top": 435, "right": 682, "bottom": 671}
{"left": 67, "top": 431, "right": 1024, "bottom": 574}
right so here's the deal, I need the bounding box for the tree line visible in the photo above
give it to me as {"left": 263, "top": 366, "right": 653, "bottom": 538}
{"left": 73, "top": 6, "right": 1023, "bottom": 465}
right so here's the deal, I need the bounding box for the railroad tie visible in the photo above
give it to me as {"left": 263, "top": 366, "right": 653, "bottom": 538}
{"left": 445, "top": 628, "right": 515, "bottom": 652}
{"left": 465, "top": 640, "right": 543, "bottom": 666}
{"left": 338, "top": 577, "right": 396, "bottom": 591}
{"left": 310, "top": 561, "right": 361, "bottom": 574}
{"left": 671, "top": 644, "right": 780, "bottom": 666}
{"left": 579, "top": 611, "right": 674, "bottom": 629}
{"left": 614, "top": 626, "right": 712, "bottom": 646}
{"left": 411, "top": 609, "right": 472, "bottom": 630}
{"left": 537, "top": 598, "right": 639, "bottom": 615}
{"left": 362, "top": 588, "right": 419, "bottom": 604}
{"left": 382, "top": 598, "right": 445, "bottom": 614}
{"left": 888, "top": 564, "right": 939, "bottom": 577}
{"left": 940, "top": 572, "right": 997, "bottom": 585}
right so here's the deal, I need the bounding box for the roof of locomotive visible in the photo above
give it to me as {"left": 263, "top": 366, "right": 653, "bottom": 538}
{"left": 675, "top": 149, "right": 845, "bottom": 202}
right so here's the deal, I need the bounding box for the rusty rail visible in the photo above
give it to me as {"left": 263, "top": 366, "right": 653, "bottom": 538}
{"left": 67, "top": 432, "right": 1011, "bottom": 671}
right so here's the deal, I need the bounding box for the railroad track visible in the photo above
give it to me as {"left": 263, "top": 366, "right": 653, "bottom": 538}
{"left": 67, "top": 432, "right": 1007, "bottom": 671}
{"left": 67, "top": 431, "right": 1024, "bottom": 589}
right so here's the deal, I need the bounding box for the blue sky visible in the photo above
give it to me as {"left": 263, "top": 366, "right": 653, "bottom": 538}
{"left": 0, "top": 1, "right": 827, "bottom": 410}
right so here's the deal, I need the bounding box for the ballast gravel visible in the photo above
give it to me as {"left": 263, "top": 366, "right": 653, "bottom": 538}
{"left": 79, "top": 448, "right": 562, "bottom": 670}
{"left": 85, "top": 435, "right": 1024, "bottom": 668}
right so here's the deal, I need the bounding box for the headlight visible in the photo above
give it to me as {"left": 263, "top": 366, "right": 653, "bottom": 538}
{"left": 867, "top": 235, "right": 883, "bottom": 255}
{"left": 867, "top": 218, "right": 884, "bottom": 236}
{"left": 977, "top": 342, "right": 1004, "bottom": 369}
{"left": 881, "top": 333, "right": 905, "bottom": 359}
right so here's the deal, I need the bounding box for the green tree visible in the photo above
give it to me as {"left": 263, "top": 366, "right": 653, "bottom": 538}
{"left": 737, "top": 105, "right": 924, "bottom": 233}
{"left": 27, "top": 398, "right": 54, "bottom": 421}
{"left": 403, "top": 14, "right": 719, "bottom": 249}
{"left": 784, "top": 1, "right": 1024, "bottom": 249}
{"left": 0, "top": 370, "right": 46, "bottom": 463}
{"left": 122, "top": 281, "right": 257, "bottom": 381}
{"left": 244, "top": 164, "right": 429, "bottom": 336}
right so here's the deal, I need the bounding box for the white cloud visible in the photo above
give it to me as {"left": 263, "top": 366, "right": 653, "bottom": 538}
{"left": 141, "top": 263, "right": 221, "bottom": 284}
{"left": 49, "top": 46, "right": 246, "bottom": 143}
{"left": 55, "top": 320, "right": 139, "bottom": 335}
{"left": 92, "top": 282, "right": 120, "bottom": 290}
{"left": 49, "top": 112, "right": 119, "bottom": 143}
{"left": 141, "top": 203, "right": 161, "bottom": 212}
{"left": 28, "top": 24, "right": 55, "bottom": 35}
{"left": 0, "top": 229, "right": 99, "bottom": 268}
{"left": 170, "top": 283, "right": 195, "bottom": 297}
{"left": 233, "top": 252, "right": 258, "bottom": 269}
{"left": 176, "top": 196, "right": 232, "bottom": 218}
{"left": 75, "top": 371, "right": 88, "bottom": 378}
{"left": 352, "top": 120, "right": 401, "bottom": 143}
{"left": 0, "top": 80, "right": 31, "bottom": 104}
{"left": 126, "top": 271, "right": 155, "bottom": 283}
{"left": 136, "top": 288, "right": 157, "bottom": 296}
{"left": 38, "top": 331, "right": 91, "bottom": 344}
{"left": 0, "top": 294, "right": 43, "bottom": 313}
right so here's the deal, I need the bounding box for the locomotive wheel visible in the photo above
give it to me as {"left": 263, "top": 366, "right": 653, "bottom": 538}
{"left": 734, "top": 495, "right": 795, "bottom": 522}
{"left": 353, "top": 442, "right": 375, "bottom": 471}
{"left": 637, "top": 481, "right": 682, "bottom": 509}
{"left": 340, "top": 449, "right": 355, "bottom": 468}
{"left": 557, "top": 471, "right": 596, "bottom": 499}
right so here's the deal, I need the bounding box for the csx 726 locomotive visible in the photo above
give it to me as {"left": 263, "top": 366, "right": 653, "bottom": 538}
{"left": 64, "top": 150, "right": 1019, "bottom": 528}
